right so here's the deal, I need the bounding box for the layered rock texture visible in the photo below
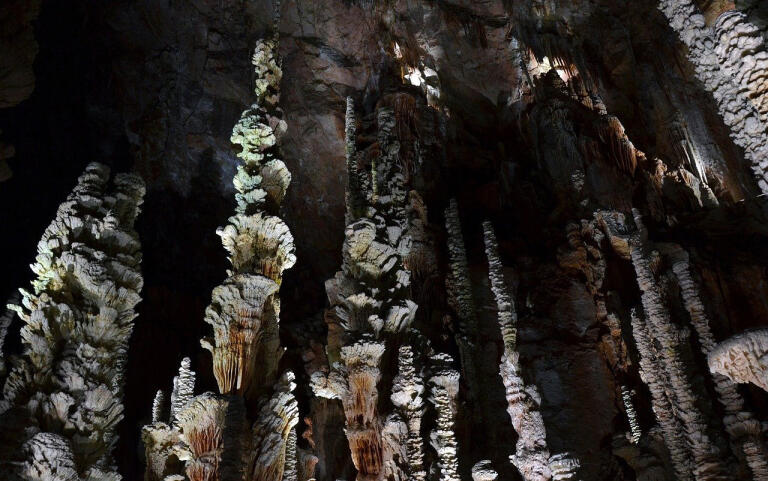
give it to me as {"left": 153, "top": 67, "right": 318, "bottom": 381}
{"left": 0, "top": 162, "right": 145, "bottom": 480}
{"left": 2, "top": 0, "right": 768, "bottom": 480}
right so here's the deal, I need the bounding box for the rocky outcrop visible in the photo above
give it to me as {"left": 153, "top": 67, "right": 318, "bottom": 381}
{"left": 0, "top": 162, "right": 145, "bottom": 479}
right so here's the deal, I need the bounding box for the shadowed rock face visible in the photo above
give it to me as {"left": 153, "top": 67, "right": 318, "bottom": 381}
{"left": 2, "top": 0, "right": 768, "bottom": 480}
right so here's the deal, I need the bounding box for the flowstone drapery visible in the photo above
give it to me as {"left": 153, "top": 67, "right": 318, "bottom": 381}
{"left": 142, "top": 12, "right": 300, "bottom": 480}
{"left": 0, "top": 162, "right": 145, "bottom": 480}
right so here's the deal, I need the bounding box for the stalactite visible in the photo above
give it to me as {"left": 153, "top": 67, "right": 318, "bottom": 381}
{"left": 428, "top": 353, "right": 460, "bottom": 481}
{"left": 0, "top": 162, "right": 145, "bottom": 480}
{"left": 598, "top": 209, "right": 727, "bottom": 481}
{"left": 709, "top": 329, "right": 768, "bottom": 393}
{"left": 658, "top": 0, "right": 768, "bottom": 192}
{"left": 669, "top": 247, "right": 768, "bottom": 480}
{"left": 621, "top": 386, "right": 642, "bottom": 445}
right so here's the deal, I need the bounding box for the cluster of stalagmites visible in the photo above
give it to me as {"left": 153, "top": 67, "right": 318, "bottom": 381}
{"left": 309, "top": 95, "right": 465, "bottom": 481}
{"left": 142, "top": 20, "right": 302, "bottom": 481}
{"left": 598, "top": 209, "right": 768, "bottom": 481}
{"left": 658, "top": 0, "right": 768, "bottom": 192}
{"left": 0, "top": 162, "right": 145, "bottom": 480}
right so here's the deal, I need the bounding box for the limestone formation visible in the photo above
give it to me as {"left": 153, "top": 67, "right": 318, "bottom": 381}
{"left": 313, "top": 97, "right": 437, "bottom": 481}
{"left": 0, "top": 162, "right": 145, "bottom": 480}
{"left": 247, "top": 372, "right": 300, "bottom": 481}
{"left": 599, "top": 210, "right": 727, "bottom": 481}
{"left": 142, "top": 358, "right": 196, "bottom": 481}
{"left": 621, "top": 386, "right": 642, "bottom": 445}
{"left": 629, "top": 308, "right": 692, "bottom": 480}
{"left": 472, "top": 460, "right": 499, "bottom": 481}
{"left": 483, "top": 220, "right": 564, "bottom": 481}
{"left": 428, "top": 353, "right": 461, "bottom": 481}
{"left": 658, "top": 0, "right": 768, "bottom": 192}
{"left": 390, "top": 344, "right": 427, "bottom": 481}
{"left": 709, "top": 329, "right": 768, "bottom": 393}
{"left": 142, "top": 11, "right": 299, "bottom": 481}
{"left": 669, "top": 248, "right": 768, "bottom": 479}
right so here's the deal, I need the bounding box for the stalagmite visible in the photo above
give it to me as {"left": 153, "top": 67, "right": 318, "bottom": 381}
{"left": 472, "top": 460, "right": 499, "bottom": 481}
{"left": 629, "top": 308, "right": 693, "bottom": 480}
{"left": 598, "top": 209, "right": 727, "bottom": 481}
{"left": 390, "top": 344, "right": 427, "bottom": 481}
{"left": 548, "top": 454, "right": 580, "bottom": 481}
{"left": 669, "top": 248, "right": 768, "bottom": 479}
{"left": 621, "top": 386, "right": 641, "bottom": 445}
{"left": 658, "top": 0, "right": 768, "bottom": 192}
{"left": 714, "top": 10, "right": 768, "bottom": 124}
{"left": 428, "top": 353, "right": 460, "bottom": 481}
{"left": 247, "top": 372, "right": 300, "bottom": 481}
{"left": 345, "top": 97, "right": 364, "bottom": 224}
{"left": 142, "top": 8, "right": 299, "bottom": 480}
{"left": 442, "top": 198, "right": 487, "bottom": 440}
{"left": 0, "top": 162, "right": 145, "bottom": 480}
{"left": 170, "top": 357, "right": 196, "bottom": 423}
{"left": 142, "top": 358, "right": 196, "bottom": 481}
{"left": 482, "top": 220, "right": 563, "bottom": 481}
{"left": 709, "top": 329, "right": 768, "bottom": 393}
{"left": 314, "top": 101, "right": 421, "bottom": 481}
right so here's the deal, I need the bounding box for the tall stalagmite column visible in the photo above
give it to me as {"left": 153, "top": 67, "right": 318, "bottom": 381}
{"left": 312, "top": 95, "right": 458, "bottom": 480}
{"left": 482, "top": 220, "right": 580, "bottom": 481}
{"left": 0, "top": 162, "right": 145, "bottom": 480}
{"left": 142, "top": 7, "right": 300, "bottom": 480}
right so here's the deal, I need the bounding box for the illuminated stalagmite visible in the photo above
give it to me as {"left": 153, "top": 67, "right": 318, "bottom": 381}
{"left": 658, "top": 0, "right": 768, "bottom": 192}
{"left": 142, "top": 10, "right": 300, "bottom": 480}
{"left": 312, "top": 101, "right": 416, "bottom": 480}
{"left": 482, "top": 220, "right": 579, "bottom": 481}
{"left": 312, "top": 95, "right": 458, "bottom": 480}
{"left": 599, "top": 210, "right": 727, "bottom": 481}
{"left": 0, "top": 162, "right": 145, "bottom": 480}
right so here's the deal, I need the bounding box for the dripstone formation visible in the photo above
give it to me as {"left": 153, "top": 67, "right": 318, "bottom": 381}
{"left": 2, "top": 0, "right": 768, "bottom": 480}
